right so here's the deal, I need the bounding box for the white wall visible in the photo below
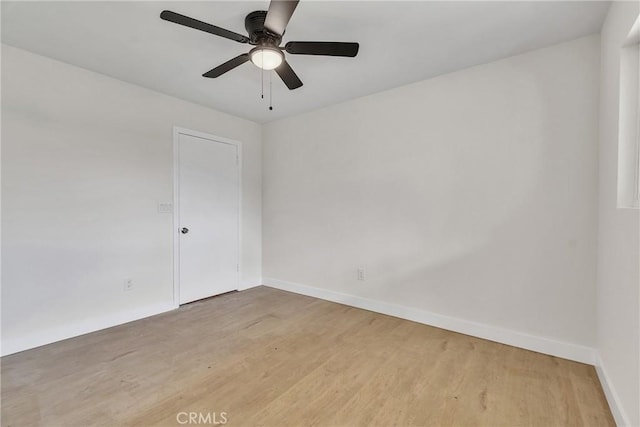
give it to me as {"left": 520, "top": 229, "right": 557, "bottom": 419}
{"left": 1, "top": 45, "right": 262, "bottom": 355}
{"left": 263, "top": 36, "right": 600, "bottom": 358}
{"left": 596, "top": 2, "right": 640, "bottom": 426}
{"left": 3, "top": 21, "right": 635, "bottom": 422}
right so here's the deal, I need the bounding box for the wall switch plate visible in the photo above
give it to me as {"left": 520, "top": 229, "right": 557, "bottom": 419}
{"left": 157, "top": 202, "right": 173, "bottom": 213}
{"left": 357, "top": 268, "right": 366, "bottom": 281}
{"left": 124, "top": 278, "right": 134, "bottom": 292}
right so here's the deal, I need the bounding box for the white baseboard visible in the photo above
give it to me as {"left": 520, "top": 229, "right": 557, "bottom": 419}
{"left": 238, "top": 280, "right": 262, "bottom": 291}
{"left": 595, "top": 354, "right": 632, "bottom": 427}
{"left": 1, "top": 302, "right": 176, "bottom": 357}
{"left": 264, "top": 278, "right": 596, "bottom": 365}
{"left": 1, "top": 281, "right": 264, "bottom": 357}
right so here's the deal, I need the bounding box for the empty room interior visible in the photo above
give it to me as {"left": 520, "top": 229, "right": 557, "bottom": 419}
{"left": 1, "top": 0, "right": 639, "bottom": 426}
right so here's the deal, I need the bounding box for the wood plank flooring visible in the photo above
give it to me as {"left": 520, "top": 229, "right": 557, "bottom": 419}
{"left": 1, "top": 286, "right": 614, "bottom": 426}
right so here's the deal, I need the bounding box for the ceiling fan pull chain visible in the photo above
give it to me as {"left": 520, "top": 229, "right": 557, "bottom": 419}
{"left": 261, "top": 51, "right": 264, "bottom": 99}
{"left": 269, "top": 71, "right": 273, "bottom": 111}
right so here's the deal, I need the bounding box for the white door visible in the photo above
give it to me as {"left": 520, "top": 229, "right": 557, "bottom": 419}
{"left": 177, "top": 131, "right": 239, "bottom": 304}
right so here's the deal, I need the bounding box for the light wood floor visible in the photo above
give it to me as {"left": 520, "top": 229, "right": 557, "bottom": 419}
{"left": 2, "top": 286, "right": 614, "bottom": 427}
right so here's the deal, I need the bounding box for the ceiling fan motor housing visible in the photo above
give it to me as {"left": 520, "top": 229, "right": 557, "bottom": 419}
{"left": 245, "top": 11, "right": 282, "bottom": 46}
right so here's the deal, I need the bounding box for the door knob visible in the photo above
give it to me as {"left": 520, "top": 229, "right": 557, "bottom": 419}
{"left": 181, "top": 227, "right": 189, "bottom": 234}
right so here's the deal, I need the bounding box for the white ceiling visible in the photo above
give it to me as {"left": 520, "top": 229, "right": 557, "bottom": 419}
{"left": 1, "top": 1, "right": 609, "bottom": 123}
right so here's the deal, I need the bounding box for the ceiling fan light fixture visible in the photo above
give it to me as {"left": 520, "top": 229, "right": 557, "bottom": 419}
{"left": 250, "top": 47, "right": 283, "bottom": 70}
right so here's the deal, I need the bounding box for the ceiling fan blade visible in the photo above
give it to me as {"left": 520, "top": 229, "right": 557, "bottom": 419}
{"left": 264, "top": 0, "right": 299, "bottom": 36}
{"left": 275, "top": 60, "right": 303, "bottom": 90}
{"left": 160, "top": 10, "right": 249, "bottom": 43}
{"left": 202, "top": 54, "right": 250, "bottom": 78}
{"left": 285, "top": 42, "right": 359, "bottom": 57}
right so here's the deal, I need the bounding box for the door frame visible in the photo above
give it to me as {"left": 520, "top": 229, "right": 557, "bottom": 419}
{"left": 172, "top": 126, "right": 242, "bottom": 307}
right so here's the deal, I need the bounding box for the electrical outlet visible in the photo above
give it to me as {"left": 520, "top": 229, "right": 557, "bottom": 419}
{"left": 124, "top": 278, "right": 134, "bottom": 292}
{"left": 157, "top": 202, "right": 173, "bottom": 213}
{"left": 357, "top": 268, "right": 366, "bottom": 281}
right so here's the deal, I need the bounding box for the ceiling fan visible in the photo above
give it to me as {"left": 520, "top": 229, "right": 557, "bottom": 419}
{"left": 160, "top": 0, "right": 359, "bottom": 90}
